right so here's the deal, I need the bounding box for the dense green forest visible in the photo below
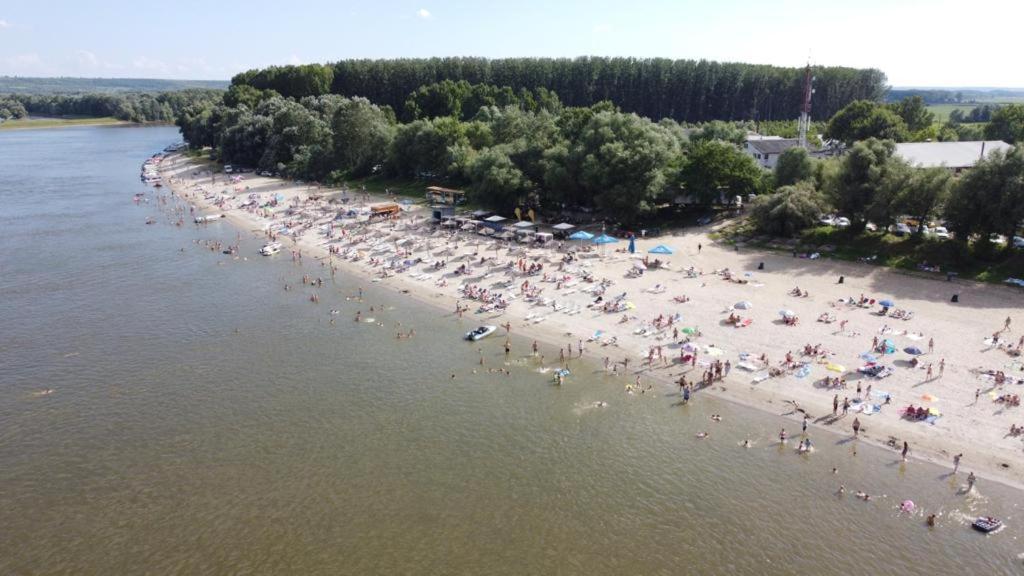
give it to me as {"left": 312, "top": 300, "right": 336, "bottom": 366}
{"left": 231, "top": 57, "right": 887, "bottom": 123}
{"left": 0, "top": 90, "right": 223, "bottom": 122}
{"left": 0, "top": 76, "right": 227, "bottom": 94}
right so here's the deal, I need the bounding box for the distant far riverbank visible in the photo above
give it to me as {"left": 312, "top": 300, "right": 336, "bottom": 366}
{"left": 0, "top": 116, "right": 139, "bottom": 131}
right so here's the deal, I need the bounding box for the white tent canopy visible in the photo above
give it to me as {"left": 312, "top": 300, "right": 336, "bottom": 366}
{"left": 513, "top": 220, "right": 535, "bottom": 228}
{"left": 552, "top": 222, "right": 575, "bottom": 231}
{"left": 484, "top": 215, "right": 507, "bottom": 223}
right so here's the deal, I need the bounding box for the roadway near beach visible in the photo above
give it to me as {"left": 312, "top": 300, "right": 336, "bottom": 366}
{"left": 161, "top": 154, "right": 1024, "bottom": 489}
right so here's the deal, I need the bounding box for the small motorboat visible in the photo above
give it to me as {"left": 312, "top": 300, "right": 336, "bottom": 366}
{"left": 465, "top": 325, "right": 497, "bottom": 341}
{"left": 260, "top": 242, "right": 283, "bottom": 256}
{"left": 972, "top": 517, "right": 1003, "bottom": 533}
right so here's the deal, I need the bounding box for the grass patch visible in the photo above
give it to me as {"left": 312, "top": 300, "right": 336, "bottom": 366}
{"left": 718, "top": 220, "right": 1024, "bottom": 284}
{"left": 0, "top": 116, "right": 127, "bottom": 131}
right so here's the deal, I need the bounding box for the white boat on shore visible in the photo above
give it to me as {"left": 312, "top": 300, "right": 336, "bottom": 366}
{"left": 260, "top": 242, "right": 283, "bottom": 256}
{"left": 194, "top": 214, "right": 225, "bottom": 223}
{"left": 465, "top": 325, "right": 497, "bottom": 341}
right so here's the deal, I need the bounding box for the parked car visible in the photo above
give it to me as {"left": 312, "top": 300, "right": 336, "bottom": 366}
{"left": 223, "top": 164, "right": 234, "bottom": 174}
{"left": 1013, "top": 236, "right": 1024, "bottom": 248}
{"left": 890, "top": 223, "right": 912, "bottom": 236}
{"left": 819, "top": 215, "right": 835, "bottom": 226}
{"left": 865, "top": 222, "right": 878, "bottom": 232}
{"left": 989, "top": 233, "right": 1007, "bottom": 245}
{"left": 833, "top": 217, "right": 851, "bottom": 228}
{"left": 932, "top": 226, "right": 950, "bottom": 240}
{"left": 259, "top": 170, "right": 272, "bottom": 177}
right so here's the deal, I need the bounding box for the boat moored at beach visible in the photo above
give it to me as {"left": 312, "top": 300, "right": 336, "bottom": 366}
{"left": 465, "top": 325, "right": 497, "bottom": 341}
{"left": 260, "top": 241, "right": 283, "bottom": 256}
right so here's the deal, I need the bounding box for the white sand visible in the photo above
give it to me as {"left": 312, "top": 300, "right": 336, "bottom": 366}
{"left": 159, "top": 154, "right": 1024, "bottom": 489}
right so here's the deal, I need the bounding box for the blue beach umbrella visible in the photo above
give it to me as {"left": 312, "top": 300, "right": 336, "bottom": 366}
{"left": 568, "top": 230, "right": 594, "bottom": 241}
{"left": 904, "top": 346, "right": 923, "bottom": 355}
{"left": 648, "top": 244, "right": 674, "bottom": 255}
{"left": 592, "top": 234, "right": 619, "bottom": 245}
{"left": 879, "top": 299, "right": 895, "bottom": 308}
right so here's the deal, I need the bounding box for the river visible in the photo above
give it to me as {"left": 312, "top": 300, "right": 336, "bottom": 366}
{"left": 1, "top": 125, "right": 1021, "bottom": 575}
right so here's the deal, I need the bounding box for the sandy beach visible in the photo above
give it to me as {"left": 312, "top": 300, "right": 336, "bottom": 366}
{"left": 158, "top": 153, "right": 1024, "bottom": 490}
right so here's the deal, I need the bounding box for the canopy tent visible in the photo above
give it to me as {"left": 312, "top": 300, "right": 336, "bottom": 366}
{"left": 513, "top": 220, "right": 535, "bottom": 228}
{"left": 569, "top": 230, "right": 594, "bottom": 241}
{"left": 484, "top": 215, "right": 507, "bottom": 223}
{"left": 592, "top": 234, "right": 619, "bottom": 244}
{"left": 552, "top": 223, "right": 576, "bottom": 231}
{"left": 648, "top": 244, "right": 674, "bottom": 255}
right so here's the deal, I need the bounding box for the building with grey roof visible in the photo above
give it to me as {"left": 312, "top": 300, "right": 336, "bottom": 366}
{"left": 894, "top": 140, "right": 1013, "bottom": 173}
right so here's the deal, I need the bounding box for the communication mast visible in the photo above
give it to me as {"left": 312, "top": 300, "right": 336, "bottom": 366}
{"left": 797, "top": 63, "right": 814, "bottom": 149}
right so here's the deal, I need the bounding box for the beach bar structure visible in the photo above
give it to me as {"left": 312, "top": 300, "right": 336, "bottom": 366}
{"left": 425, "top": 186, "right": 466, "bottom": 205}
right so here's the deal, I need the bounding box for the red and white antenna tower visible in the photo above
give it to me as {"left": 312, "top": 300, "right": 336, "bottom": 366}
{"left": 798, "top": 62, "right": 814, "bottom": 149}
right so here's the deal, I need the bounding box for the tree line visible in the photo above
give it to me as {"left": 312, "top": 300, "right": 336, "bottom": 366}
{"left": 750, "top": 140, "right": 1024, "bottom": 249}
{"left": 0, "top": 90, "right": 222, "bottom": 123}
{"left": 825, "top": 98, "right": 1024, "bottom": 145}
{"left": 231, "top": 57, "right": 888, "bottom": 123}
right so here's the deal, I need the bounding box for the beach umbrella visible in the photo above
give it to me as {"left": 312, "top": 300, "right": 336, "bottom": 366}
{"left": 859, "top": 352, "right": 878, "bottom": 363}
{"left": 648, "top": 244, "right": 674, "bottom": 255}
{"left": 734, "top": 301, "right": 753, "bottom": 310}
{"left": 901, "top": 500, "right": 915, "bottom": 513}
{"left": 681, "top": 343, "right": 699, "bottom": 352}
{"left": 628, "top": 236, "right": 636, "bottom": 254}
{"left": 879, "top": 299, "right": 895, "bottom": 307}
{"left": 568, "top": 230, "right": 594, "bottom": 241}
{"left": 681, "top": 327, "right": 698, "bottom": 335}
{"left": 592, "top": 233, "right": 619, "bottom": 244}
{"left": 826, "top": 363, "right": 846, "bottom": 373}
{"left": 778, "top": 309, "right": 796, "bottom": 318}
{"left": 903, "top": 346, "right": 923, "bottom": 355}
{"left": 553, "top": 222, "right": 575, "bottom": 231}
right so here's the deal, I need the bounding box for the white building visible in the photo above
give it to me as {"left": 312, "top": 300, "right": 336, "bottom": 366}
{"left": 894, "top": 140, "right": 1012, "bottom": 174}
{"left": 743, "top": 137, "right": 800, "bottom": 169}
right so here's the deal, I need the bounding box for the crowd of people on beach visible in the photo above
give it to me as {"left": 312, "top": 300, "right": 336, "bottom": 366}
{"left": 148, "top": 153, "right": 1024, "bottom": 533}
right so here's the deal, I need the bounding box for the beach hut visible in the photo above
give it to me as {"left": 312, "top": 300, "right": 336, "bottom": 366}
{"left": 425, "top": 186, "right": 465, "bottom": 205}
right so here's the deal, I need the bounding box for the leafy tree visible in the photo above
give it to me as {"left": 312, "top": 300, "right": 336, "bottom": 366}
{"left": 985, "top": 103, "right": 1024, "bottom": 144}
{"left": 888, "top": 96, "right": 934, "bottom": 133}
{"left": 572, "top": 111, "right": 681, "bottom": 219}
{"left": 386, "top": 117, "right": 467, "bottom": 178}
{"left": 945, "top": 147, "right": 1024, "bottom": 246}
{"left": 826, "top": 138, "right": 903, "bottom": 229}
{"left": 773, "top": 147, "right": 814, "bottom": 188}
{"left": 689, "top": 120, "right": 746, "bottom": 145}
{"left": 892, "top": 167, "right": 953, "bottom": 233}
{"left": 825, "top": 100, "right": 908, "bottom": 145}
{"left": 750, "top": 183, "right": 830, "bottom": 236}
{"left": 680, "top": 140, "right": 763, "bottom": 205}
{"left": 463, "top": 146, "right": 532, "bottom": 211}
{"left": 331, "top": 97, "right": 396, "bottom": 176}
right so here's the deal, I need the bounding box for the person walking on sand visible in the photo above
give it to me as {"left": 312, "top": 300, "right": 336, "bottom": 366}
{"left": 953, "top": 453, "right": 962, "bottom": 473}
{"left": 974, "top": 388, "right": 981, "bottom": 404}
{"left": 842, "top": 397, "right": 850, "bottom": 416}
{"left": 833, "top": 394, "right": 839, "bottom": 416}
{"left": 1005, "top": 316, "right": 1012, "bottom": 331}
{"left": 852, "top": 417, "right": 861, "bottom": 438}
{"left": 967, "top": 471, "right": 976, "bottom": 490}
{"left": 928, "top": 337, "right": 934, "bottom": 354}
{"left": 698, "top": 243, "right": 702, "bottom": 254}
{"left": 939, "top": 358, "right": 945, "bottom": 378}
{"left": 901, "top": 441, "right": 909, "bottom": 462}
{"left": 532, "top": 340, "right": 539, "bottom": 357}
{"left": 926, "top": 364, "right": 933, "bottom": 381}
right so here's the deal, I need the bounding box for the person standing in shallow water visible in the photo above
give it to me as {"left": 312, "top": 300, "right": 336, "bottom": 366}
{"left": 901, "top": 441, "right": 909, "bottom": 461}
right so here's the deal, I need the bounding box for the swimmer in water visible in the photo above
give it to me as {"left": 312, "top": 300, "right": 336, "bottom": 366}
{"left": 837, "top": 485, "right": 846, "bottom": 496}
{"left": 696, "top": 431, "right": 709, "bottom": 439}
{"left": 856, "top": 491, "right": 870, "bottom": 501}
{"left": 742, "top": 439, "right": 750, "bottom": 448}
{"left": 711, "top": 414, "right": 722, "bottom": 422}
{"left": 779, "top": 428, "right": 788, "bottom": 441}
{"left": 927, "top": 514, "right": 936, "bottom": 527}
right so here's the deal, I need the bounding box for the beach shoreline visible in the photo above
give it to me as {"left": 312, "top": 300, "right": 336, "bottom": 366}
{"left": 158, "top": 153, "right": 1024, "bottom": 492}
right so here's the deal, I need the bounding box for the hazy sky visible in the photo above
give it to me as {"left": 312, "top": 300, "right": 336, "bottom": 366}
{"left": 1, "top": 0, "right": 1020, "bottom": 87}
